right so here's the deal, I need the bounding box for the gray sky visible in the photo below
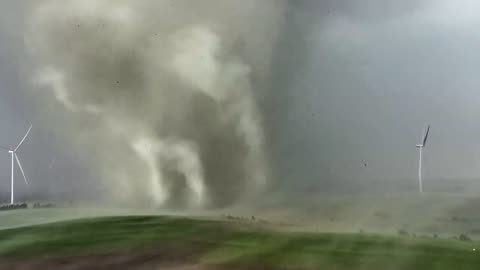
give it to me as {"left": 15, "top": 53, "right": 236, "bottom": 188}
{"left": 269, "top": 0, "right": 480, "bottom": 192}
{"left": 0, "top": 1, "right": 94, "bottom": 201}
{"left": 1, "top": 0, "right": 480, "bottom": 203}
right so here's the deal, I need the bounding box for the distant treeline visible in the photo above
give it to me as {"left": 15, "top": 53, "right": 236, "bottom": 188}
{"left": 0, "top": 202, "right": 55, "bottom": 211}
{"left": 0, "top": 203, "right": 27, "bottom": 211}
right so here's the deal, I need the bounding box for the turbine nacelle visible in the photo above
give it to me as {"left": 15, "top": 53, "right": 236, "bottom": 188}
{"left": 415, "top": 126, "right": 430, "bottom": 148}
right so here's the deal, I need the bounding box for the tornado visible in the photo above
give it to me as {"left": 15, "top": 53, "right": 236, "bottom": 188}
{"left": 26, "top": 0, "right": 285, "bottom": 208}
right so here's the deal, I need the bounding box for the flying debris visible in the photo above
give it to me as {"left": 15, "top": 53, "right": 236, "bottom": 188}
{"left": 0, "top": 125, "right": 32, "bottom": 204}
{"left": 48, "top": 156, "right": 56, "bottom": 169}
{"left": 415, "top": 125, "right": 430, "bottom": 193}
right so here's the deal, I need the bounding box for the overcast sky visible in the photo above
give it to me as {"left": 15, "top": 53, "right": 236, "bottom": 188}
{"left": 2, "top": 0, "right": 480, "bottom": 202}
{"left": 269, "top": 0, "right": 480, "bottom": 192}
{"left": 0, "top": 0, "right": 92, "bottom": 200}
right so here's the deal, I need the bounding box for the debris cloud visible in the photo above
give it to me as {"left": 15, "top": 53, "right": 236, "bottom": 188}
{"left": 27, "top": 0, "right": 285, "bottom": 208}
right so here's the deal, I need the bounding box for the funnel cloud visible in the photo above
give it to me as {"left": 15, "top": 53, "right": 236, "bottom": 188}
{"left": 27, "top": 0, "right": 285, "bottom": 208}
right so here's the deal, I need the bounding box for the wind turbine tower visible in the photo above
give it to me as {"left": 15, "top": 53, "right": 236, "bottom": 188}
{"left": 0, "top": 125, "right": 32, "bottom": 204}
{"left": 415, "top": 125, "right": 430, "bottom": 193}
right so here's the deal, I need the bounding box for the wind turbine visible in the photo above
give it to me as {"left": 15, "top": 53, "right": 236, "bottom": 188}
{"left": 415, "top": 125, "right": 430, "bottom": 193}
{"left": 0, "top": 125, "right": 32, "bottom": 204}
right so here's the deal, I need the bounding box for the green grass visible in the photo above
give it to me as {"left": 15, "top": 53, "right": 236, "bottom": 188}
{"left": 0, "top": 215, "right": 479, "bottom": 269}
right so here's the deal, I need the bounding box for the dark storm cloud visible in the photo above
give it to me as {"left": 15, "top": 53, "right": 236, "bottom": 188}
{"left": 270, "top": 0, "right": 480, "bottom": 192}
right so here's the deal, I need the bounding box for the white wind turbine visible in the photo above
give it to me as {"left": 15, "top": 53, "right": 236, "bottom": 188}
{"left": 415, "top": 125, "right": 430, "bottom": 193}
{"left": 0, "top": 125, "right": 32, "bottom": 204}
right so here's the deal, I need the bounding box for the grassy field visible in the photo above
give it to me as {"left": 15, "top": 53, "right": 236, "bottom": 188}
{"left": 0, "top": 207, "right": 178, "bottom": 230}
{"left": 2, "top": 192, "right": 479, "bottom": 235}
{"left": 0, "top": 215, "right": 479, "bottom": 269}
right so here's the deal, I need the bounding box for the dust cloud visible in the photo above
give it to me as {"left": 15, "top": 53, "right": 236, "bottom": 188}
{"left": 26, "top": 0, "right": 285, "bottom": 208}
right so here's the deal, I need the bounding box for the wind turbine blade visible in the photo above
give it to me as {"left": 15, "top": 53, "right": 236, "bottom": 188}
{"left": 15, "top": 124, "right": 32, "bottom": 151}
{"left": 0, "top": 145, "right": 10, "bottom": 151}
{"left": 15, "top": 154, "right": 29, "bottom": 186}
{"left": 423, "top": 125, "right": 430, "bottom": 147}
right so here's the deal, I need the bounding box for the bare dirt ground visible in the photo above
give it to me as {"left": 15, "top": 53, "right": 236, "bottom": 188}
{"left": 0, "top": 242, "right": 224, "bottom": 270}
{"left": 0, "top": 253, "right": 214, "bottom": 270}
